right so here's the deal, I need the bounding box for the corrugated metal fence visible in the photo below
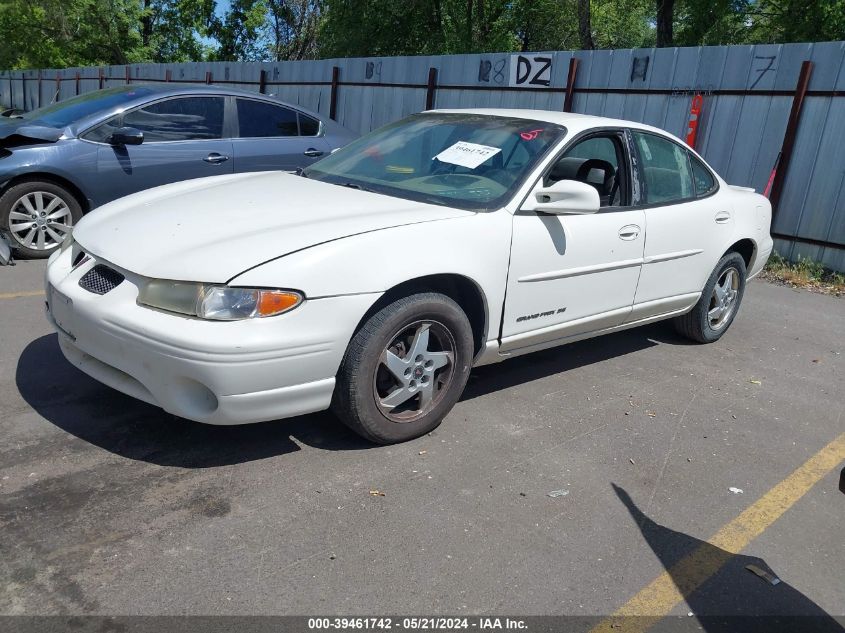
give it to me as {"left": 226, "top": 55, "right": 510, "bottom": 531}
{"left": 2, "top": 42, "right": 845, "bottom": 270}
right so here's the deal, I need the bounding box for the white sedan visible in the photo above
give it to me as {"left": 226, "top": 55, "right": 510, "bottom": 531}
{"left": 45, "top": 109, "right": 773, "bottom": 444}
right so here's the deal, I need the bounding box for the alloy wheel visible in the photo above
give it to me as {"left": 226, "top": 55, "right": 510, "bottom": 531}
{"left": 373, "top": 320, "right": 456, "bottom": 423}
{"left": 8, "top": 191, "right": 73, "bottom": 251}
{"left": 708, "top": 267, "right": 740, "bottom": 330}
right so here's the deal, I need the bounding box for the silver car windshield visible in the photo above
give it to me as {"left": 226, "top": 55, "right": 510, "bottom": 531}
{"left": 303, "top": 113, "right": 565, "bottom": 210}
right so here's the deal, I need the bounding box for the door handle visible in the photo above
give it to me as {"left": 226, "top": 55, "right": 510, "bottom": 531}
{"left": 303, "top": 148, "right": 324, "bottom": 157}
{"left": 204, "top": 153, "right": 229, "bottom": 164}
{"left": 715, "top": 211, "right": 732, "bottom": 224}
{"left": 618, "top": 224, "right": 641, "bottom": 241}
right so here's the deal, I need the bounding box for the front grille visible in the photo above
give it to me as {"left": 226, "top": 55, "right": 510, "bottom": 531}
{"left": 79, "top": 264, "right": 125, "bottom": 295}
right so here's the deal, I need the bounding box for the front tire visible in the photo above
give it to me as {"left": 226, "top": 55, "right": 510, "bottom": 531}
{"left": 332, "top": 292, "right": 474, "bottom": 444}
{"left": 0, "top": 180, "right": 82, "bottom": 259}
{"left": 674, "top": 252, "right": 747, "bottom": 343}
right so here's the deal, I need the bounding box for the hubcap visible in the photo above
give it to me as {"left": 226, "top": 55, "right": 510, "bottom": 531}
{"left": 373, "top": 320, "right": 456, "bottom": 423}
{"left": 708, "top": 267, "right": 740, "bottom": 330}
{"left": 7, "top": 191, "right": 73, "bottom": 251}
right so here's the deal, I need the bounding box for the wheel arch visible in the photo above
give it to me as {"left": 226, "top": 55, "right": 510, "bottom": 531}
{"left": 724, "top": 238, "right": 756, "bottom": 272}
{"left": 0, "top": 172, "right": 90, "bottom": 213}
{"left": 353, "top": 273, "right": 489, "bottom": 359}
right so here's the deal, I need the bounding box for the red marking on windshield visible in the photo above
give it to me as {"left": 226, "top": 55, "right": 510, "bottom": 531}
{"left": 520, "top": 129, "right": 544, "bottom": 141}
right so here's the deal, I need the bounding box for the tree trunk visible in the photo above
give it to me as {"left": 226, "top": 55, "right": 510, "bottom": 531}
{"left": 141, "top": 0, "right": 153, "bottom": 48}
{"left": 656, "top": 0, "right": 674, "bottom": 47}
{"left": 577, "top": 0, "right": 594, "bottom": 50}
{"left": 466, "top": 0, "right": 473, "bottom": 50}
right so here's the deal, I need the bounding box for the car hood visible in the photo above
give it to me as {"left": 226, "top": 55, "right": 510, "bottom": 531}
{"left": 0, "top": 119, "right": 64, "bottom": 144}
{"left": 73, "top": 171, "right": 472, "bottom": 283}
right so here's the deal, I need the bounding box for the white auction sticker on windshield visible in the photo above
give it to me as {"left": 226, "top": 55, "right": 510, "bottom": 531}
{"left": 434, "top": 141, "right": 502, "bottom": 169}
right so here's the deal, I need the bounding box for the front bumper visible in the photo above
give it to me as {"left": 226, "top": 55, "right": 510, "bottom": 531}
{"left": 45, "top": 246, "right": 378, "bottom": 425}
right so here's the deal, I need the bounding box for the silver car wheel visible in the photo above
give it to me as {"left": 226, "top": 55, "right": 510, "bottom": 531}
{"left": 8, "top": 191, "right": 73, "bottom": 251}
{"left": 373, "top": 320, "right": 456, "bottom": 423}
{"left": 708, "top": 267, "right": 740, "bottom": 330}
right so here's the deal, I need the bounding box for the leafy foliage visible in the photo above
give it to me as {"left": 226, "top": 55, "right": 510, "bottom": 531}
{"left": 0, "top": 0, "right": 841, "bottom": 69}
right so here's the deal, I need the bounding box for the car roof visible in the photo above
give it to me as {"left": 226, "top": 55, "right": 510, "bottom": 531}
{"left": 429, "top": 108, "right": 686, "bottom": 145}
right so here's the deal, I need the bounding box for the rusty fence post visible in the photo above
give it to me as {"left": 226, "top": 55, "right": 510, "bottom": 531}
{"left": 125, "top": 65, "right": 131, "bottom": 84}
{"left": 75, "top": 71, "right": 80, "bottom": 96}
{"left": 205, "top": 71, "right": 213, "bottom": 84}
{"left": 98, "top": 68, "right": 105, "bottom": 89}
{"left": 165, "top": 69, "right": 172, "bottom": 82}
{"left": 259, "top": 69, "right": 267, "bottom": 94}
{"left": 769, "top": 60, "right": 813, "bottom": 221}
{"left": 425, "top": 67, "right": 438, "bottom": 110}
{"left": 21, "top": 72, "right": 26, "bottom": 110}
{"left": 564, "top": 57, "right": 579, "bottom": 113}
{"left": 37, "top": 70, "right": 42, "bottom": 108}
{"left": 55, "top": 72, "right": 61, "bottom": 102}
{"left": 330, "top": 66, "right": 340, "bottom": 120}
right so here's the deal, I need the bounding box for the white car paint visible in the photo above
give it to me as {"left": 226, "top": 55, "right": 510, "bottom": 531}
{"left": 45, "top": 109, "right": 773, "bottom": 425}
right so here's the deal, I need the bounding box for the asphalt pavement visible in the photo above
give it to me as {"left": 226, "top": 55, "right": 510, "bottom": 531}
{"left": 1, "top": 258, "right": 842, "bottom": 626}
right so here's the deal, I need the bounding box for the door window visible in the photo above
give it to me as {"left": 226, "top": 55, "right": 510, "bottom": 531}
{"left": 547, "top": 134, "right": 627, "bottom": 207}
{"left": 690, "top": 153, "right": 717, "bottom": 197}
{"left": 633, "top": 132, "right": 694, "bottom": 204}
{"left": 236, "top": 99, "right": 300, "bottom": 137}
{"left": 299, "top": 114, "right": 320, "bottom": 136}
{"left": 83, "top": 97, "right": 226, "bottom": 143}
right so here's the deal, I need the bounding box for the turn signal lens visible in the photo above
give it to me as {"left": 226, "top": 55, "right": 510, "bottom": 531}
{"left": 257, "top": 290, "right": 302, "bottom": 316}
{"left": 196, "top": 286, "right": 303, "bottom": 320}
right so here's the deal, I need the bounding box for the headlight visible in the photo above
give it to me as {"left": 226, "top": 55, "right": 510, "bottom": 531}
{"left": 197, "top": 286, "right": 303, "bottom": 320}
{"left": 137, "top": 279, "right": 203, "bottom": 315}
{"left": 137, "top": 279, "right": 303, "bottom": 320}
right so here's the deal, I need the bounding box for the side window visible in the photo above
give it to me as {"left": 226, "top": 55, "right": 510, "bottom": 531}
{"left": 299, "top": 113, "right": 320, "bottom": 136}
{"left": 121, "top": 97, "right": 224, "bottom": 142}
{"left": 633, "top": 132, "right": 694, "bottom": 204}
{"left": 83, "top": 97, "right": 225, "bottom": 143}
{"left": 237, "top": 99, "right": 299, "bottom": 137}
{"left": 547, "top": 135, "right": 627, "bottom": 208}
{"left": 690, "top": 153, "right": 717, "bottom": 197}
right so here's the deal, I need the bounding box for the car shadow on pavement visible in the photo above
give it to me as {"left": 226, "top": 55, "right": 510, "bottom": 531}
{"left": 16, "top": 334, "right": 372, "bottom": 468}
{"left": 611, "top": 484, "right": 844, "bottom": 633}
{"left": 461, "top": 322, "right": 687, "bottom": 402}
{"left": 17, "top": 323, "right": 696, "bottom": 468}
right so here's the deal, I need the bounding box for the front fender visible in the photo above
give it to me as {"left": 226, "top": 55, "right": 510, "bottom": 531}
{"left": 231, "top": 210, "right": 514, "bottom": 343}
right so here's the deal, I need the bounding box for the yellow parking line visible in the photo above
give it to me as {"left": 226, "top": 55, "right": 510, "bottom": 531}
{"left": 592, "top": 431, "right": 845, "bottom": 633}
{"left": 0, "top": 290, "right": 44, "bottom": 300}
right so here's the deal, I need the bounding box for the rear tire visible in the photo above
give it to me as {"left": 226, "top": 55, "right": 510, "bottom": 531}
{"left": 332, "top": 292, "right": 474, "bottom": 444}
{"left": 674, "top": 252, "right": 746, "bottom": 343}
{"left": 0, "top": 180, "right": 82, "bottom": 259}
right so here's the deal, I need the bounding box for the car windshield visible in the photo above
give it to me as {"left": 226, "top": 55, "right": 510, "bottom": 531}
{"left": 22, "top": 86, "right": 157, "bottom": 129}
{"left": 303, "top": 113, "right": 565, "bottom": 210}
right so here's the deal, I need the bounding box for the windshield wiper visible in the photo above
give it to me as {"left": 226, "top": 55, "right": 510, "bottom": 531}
{"left": 339, "top": 182, "right": 373, "bottom": 192}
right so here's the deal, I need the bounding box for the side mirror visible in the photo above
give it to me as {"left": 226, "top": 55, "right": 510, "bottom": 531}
{"left": 522, "top": 179, "right": 600, "bottom": 215}
{"left": 109, "top": 127, "right": 144, "bottom": 146}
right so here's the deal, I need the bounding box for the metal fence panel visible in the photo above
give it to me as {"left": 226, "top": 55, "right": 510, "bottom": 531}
{"left": 3, "top": 42, "right": 845, "bottom": 269}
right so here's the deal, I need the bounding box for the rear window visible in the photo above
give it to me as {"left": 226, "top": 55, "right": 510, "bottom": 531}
{"left": 299, "top": 113, "right": 320, "bottom": 136}
{"left": 633, "top": 131, "right": 694, "bottom": 204}
{"left": 237, "top": 99, "right": 299, "bottom": 137}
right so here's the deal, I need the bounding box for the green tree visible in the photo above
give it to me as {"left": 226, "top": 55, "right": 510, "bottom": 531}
{"left": 0, "top": 0, "right": 214, "bottom": 70}
{"left": 0, "top": 0, "right": 145, "bottom": 68}
{"left": 141, "top": 0, "right": 217, "bottom": 62}
{"left": 744, "top": 0, "right": 845, "bottom": 43}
